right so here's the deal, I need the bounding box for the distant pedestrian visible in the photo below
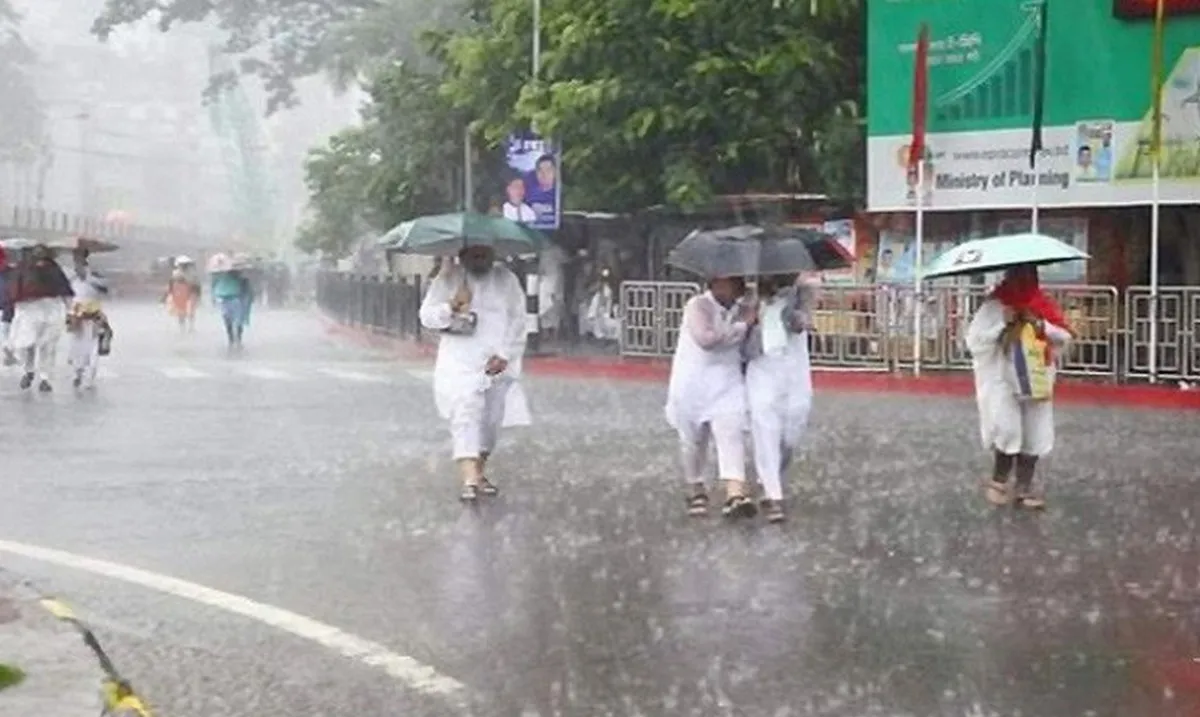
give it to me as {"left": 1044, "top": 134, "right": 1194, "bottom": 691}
{"left": 966, "top": 264, "right": 1072, "bottom": 510}
{"left": 419, "top": 245, "right": 531, "bottom": 502}
{"left": 211, "top": 266, "right": 253, "bottom": 349}
{"left": 0, "top": 246, "right": 15, "bottom": 366}
{"left": 66, "top": 249, "right": 112, "bottom": 390}
{"left": 8, "top": 244, "right": 73, "bottom": 392}
{"left": 164, "top": 257, "right": 201, "bottom": 332}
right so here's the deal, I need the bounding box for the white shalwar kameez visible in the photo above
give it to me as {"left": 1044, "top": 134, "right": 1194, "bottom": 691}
{"left": 10, "top": 298, "right": 67, "bottom": 383}
{"left": 419, "top": 263, "right": 531, "bottom": 461}
{"left": 665, "top": 292, "right": 748, "bottom": 483}
{"left": 965, "top": 299, "right": 1071, "bottom": 457}
{"left": 68, "top": 271, "right": 106, "bottom": 387}
{"left": 746, "top": 290, "right": 814, "bottom": 502}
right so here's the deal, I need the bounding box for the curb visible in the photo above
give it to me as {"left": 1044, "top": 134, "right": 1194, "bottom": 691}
{"left": 320, "top": 318, "right": 1200, "bottom": 411}
{"left": 0, "top": 589, "right": 98, "bottom": 716}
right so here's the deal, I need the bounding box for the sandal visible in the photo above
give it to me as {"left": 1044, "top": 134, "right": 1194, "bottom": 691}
{"left": 686, "top": 493, "right": 710, "bottom": 517}
{"left": 722, "top": 494, "right": 758, "bottom": 519}
{"left": 1013, "top": 492, "right": 1046, "bottom": 510}
{"left": 459, "top": 484, "right": 480, "bottom": 502}
{"left": 983, "top": 480, "right": 1011, "bottom": 507}
{"left": 761, "top": 500, "right": 786, "bottom": 524}
{"left": 478, "top": 477, "right": 499, "bottom": 497}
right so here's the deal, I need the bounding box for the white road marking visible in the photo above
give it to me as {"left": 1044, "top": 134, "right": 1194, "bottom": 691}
{"left": 0, "top": 539, "right": 468, "bottom": 704}
{"left": 405, "top": 368, "right": 434, "bottom": 382}
{"left": 317, "top": 368, "right": 389, "bottom": 383}
{"left": 160, "top": 366, "right": 208, "bottom": 380}
{"left": 238, "top": 366, "right": 297, "bottom": 381}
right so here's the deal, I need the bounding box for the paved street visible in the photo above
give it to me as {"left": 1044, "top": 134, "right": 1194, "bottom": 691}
{"left": 2, "top": 301, "right": 1199, "bottom": 716}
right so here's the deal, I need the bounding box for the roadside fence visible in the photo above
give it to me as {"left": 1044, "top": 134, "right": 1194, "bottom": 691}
{"left": 315, "top": 271, "right": 1200, "bottom": 384}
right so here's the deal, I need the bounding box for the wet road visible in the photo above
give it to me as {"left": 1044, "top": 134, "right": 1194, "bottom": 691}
{"left": 2, "top": 301, "right": 1199, "bottom": 716}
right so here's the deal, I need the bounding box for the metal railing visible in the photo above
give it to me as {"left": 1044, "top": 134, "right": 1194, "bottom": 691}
{"left": 315, "top": 272, "right": 1200, "bottom": 383}
{"left": 316, "top": 271, "right": 424, "bottom": 339}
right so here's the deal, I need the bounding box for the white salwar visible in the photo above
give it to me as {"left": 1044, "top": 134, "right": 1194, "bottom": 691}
{"left": 67, "top": 271, "right": 106, "bottom": 387}
{"left": 746, "top": 295, "right": 814, "bottom": 502}
{"left": 419, "top": 263, "right": 531, "bottom": 461}
{"left": 665, "top": 292, "right": 748, "bottom": 483}
{"left": 965, "top": 298, "right": 1071, "bottom": 457}
{"left": 10, "top": 298, "right": 67, "bottom": 382}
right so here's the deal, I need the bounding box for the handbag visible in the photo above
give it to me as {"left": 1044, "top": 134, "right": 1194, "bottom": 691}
{"left": 1010, "top": 322, "right": 1052, "bottom": 401}
{"left": 442, "top": 310, "right": 478, "bottom": 336}
{"left": 97, "top": 323, "right": 114, "bottom": 356}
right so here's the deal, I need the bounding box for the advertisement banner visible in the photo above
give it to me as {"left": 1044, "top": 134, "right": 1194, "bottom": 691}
{"left": 503, "top": 133, "right": 561, "bottom": 230}
{"left": 867, "top": 1, "right": 1200, "bottom": 211}
{"left": 820, "top": 219, "right": 858, "bottom": 283}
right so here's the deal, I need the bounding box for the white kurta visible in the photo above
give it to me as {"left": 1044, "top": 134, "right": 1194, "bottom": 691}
{"left": 68, "top": 271, "right": 106, "bottom": 384}
{"left": 746, "top": 297, "right": 814, "bottom": 501}
{"left": 419, "top": 263, "right": 531, "bottom": 460}
{"left": 665, "top": 292, "right": 748, "bottom": 482}
{"left": 965, "top": 298, "right": 1071, "bottom": 457}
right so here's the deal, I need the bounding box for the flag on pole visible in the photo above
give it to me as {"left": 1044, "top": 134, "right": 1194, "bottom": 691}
{"left": 1029, "top": 0, "right": 1048, "bottom": 168}
{"left": 1149, "top": 0, "right": 1166, "bottom": 159}
{"left": 909, "top": 24, "right": 930, "bottom": 171}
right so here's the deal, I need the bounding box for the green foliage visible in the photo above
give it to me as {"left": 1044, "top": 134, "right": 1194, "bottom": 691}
{"left": 0, "top": 662, "right": 25, "bottom": 691}
{"left": 295, "top": 62, "right": 475, "bottom": 257}
{"left": 110, "top": 0, "right": 867, "bottom": 250}
{"left": 0, "top": 0, "right": 44, "bottom": 162}
{"left": 440, "top": 0, "right": 865, "bottom": 209}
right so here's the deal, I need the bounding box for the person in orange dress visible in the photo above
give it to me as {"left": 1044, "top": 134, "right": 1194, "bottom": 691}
{"left": 163, "top": 257, "right": 201, "bottom": 332}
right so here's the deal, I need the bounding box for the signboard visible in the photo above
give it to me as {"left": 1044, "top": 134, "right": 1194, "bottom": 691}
{"left": 1113, "top": 0, "right": 1200, "bottom": 19}
{"left": 867, "top": 0, "right": 1200, "bottom": 211}
{"left": 503, "top": 133, "right": 561, "bottom": 230}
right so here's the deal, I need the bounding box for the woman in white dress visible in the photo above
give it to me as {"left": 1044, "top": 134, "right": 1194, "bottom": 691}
{"left": 66, "top": 249, "right": 111, "bottom": 390}
{"left": 665, "top": 276, "right": 757, "bottom": 519}
{"left": 965, "top": 264, "right": 1072, "bottom": 509}
{"left": 743, "top": 274, "right": 816, "bottom": 523}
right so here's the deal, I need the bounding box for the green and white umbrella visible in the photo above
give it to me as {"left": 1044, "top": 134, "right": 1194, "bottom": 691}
{"left": 378, "top": 212, "right": 548, "bottom": 256}
{"left": 922, "top": 232, "right": 1089, "bottom": 281}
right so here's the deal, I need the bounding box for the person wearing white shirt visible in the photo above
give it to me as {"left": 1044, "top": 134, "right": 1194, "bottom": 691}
{"left": 419, "top": 245, "right": 532, "bottom": 501}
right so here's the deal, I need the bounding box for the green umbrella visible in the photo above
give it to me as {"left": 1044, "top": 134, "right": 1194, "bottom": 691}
{"left": 378, "top": 212, "right": 548, "bottom": 256}
{"left": 922, "top": 232, "right": 1089, "bottom": 281}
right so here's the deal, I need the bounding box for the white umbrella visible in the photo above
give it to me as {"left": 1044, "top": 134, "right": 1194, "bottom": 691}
{"left": 207, "top": 253, "right": 233, "bottom": 272}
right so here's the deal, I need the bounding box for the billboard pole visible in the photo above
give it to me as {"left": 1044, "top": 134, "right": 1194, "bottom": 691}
{"left": 526, "top": 0, "right": 543, "bottom": 353}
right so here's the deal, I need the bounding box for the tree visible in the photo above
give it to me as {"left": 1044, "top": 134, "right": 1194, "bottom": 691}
{"left": 438, "top": 0, "right": 864, "bottom": 209}
{"left": 296, "top": 61, "right": 479, "bottom": 257}
{"left": 0, "top": 0, "right": 44, "bottom": 162}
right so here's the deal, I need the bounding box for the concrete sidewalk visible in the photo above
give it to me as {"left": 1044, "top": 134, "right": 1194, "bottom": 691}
{"left": 0, "top": 579, "right": 100, "bottom": 716}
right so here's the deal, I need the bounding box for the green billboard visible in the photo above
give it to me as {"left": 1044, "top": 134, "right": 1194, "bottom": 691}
{"left": 866, "top": 0, "right": 1200, "bottom": 211}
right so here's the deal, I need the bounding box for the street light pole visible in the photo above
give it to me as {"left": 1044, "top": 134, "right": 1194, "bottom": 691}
{"left": 532, "top": 0, "right": 541, "bottom": 79}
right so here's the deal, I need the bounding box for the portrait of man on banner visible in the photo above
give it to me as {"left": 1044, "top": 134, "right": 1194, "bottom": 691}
{"left": 504, "top": 133, "right": 561, "bottom": 230}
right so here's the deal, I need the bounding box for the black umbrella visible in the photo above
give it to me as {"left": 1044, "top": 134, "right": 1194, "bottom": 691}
{"left": 666, "top": 224, "right": 851, "bottom": 279}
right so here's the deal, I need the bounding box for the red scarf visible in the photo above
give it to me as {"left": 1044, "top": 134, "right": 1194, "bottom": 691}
{"left": 991, "top": 271, "right": 1071, "bottom": 360}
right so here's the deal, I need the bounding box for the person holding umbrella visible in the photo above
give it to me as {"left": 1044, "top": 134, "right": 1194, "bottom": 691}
{"left": 66, "top": 248, "right": 112, "bottom": 390}
{"left": 742, "top": 273, "right": 817, "bottom": 524}
{"left": 924, "top": 233, "right": 1087, "bottom": 510}
{"left": 7, "top": 243, "right": 73, "bottom": 392}
{"left": 390, "top": 212, "right": 543, "bottom": 501}
{"left": 665, "top": 274, "right": 756, "bottom": 519}
{"left": 966, "top": 264, "right": 1072, "bottom": 509}
{"left": 666, "top": 225, "right": 851, "bottom": 521}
